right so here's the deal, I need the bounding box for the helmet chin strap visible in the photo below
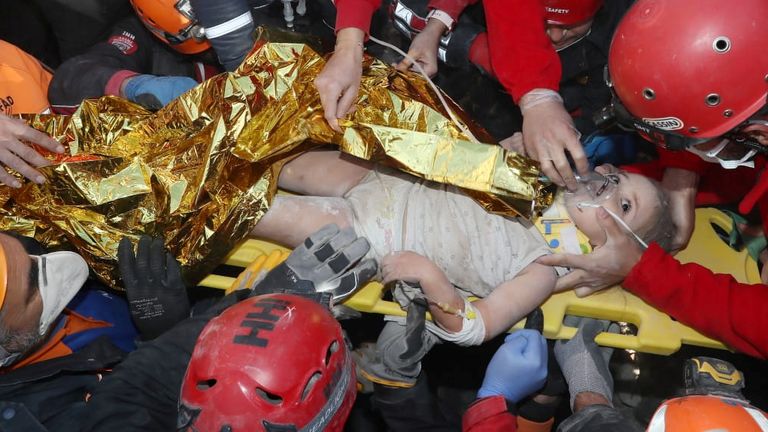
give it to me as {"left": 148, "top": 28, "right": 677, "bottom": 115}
{"left": 575, "top": 202, "right": 649, "bottom": 249}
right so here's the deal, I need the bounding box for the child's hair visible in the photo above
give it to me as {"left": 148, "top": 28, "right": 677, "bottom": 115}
{"left": 636, "top": 180, "right": 677, "bottom": 252}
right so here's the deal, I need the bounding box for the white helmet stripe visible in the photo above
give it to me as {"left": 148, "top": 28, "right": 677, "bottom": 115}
{"left": 745, "top": 407, "right": 768, "bottom": 431}
{"left": 646, "top": 405, "right": 668, "bottom": 432}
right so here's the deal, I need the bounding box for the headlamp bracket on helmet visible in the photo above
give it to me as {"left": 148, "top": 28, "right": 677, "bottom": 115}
{"left": 163, "top": 0, "right": 206, "bottom": 46}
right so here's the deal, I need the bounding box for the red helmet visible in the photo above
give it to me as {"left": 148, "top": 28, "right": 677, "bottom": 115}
{"left": 608, "top": 0, "right": 768, "bottom": 141}
{"left": 129, "top": 0, "right": 210, "bottom": 54}
{"left": 544, "top": 0, "right": 604, "bottom": 26}
{"left": 178, "top": 294, "right": 356, "bottom": 431}
{"left": 647, "top": 395, "right": 768, "bottom": 431}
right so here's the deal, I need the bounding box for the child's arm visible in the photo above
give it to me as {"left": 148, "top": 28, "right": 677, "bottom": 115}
{"left": 381, "top": 253, "right": 557, "bottom": 339}
{"left": 474, "top": 262, "right": 556, "bottom": 340}
{"left": 381, "top": 251, "right": 466, "bottom": 332}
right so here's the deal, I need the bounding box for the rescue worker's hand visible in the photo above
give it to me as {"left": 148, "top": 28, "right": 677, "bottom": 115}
{"left": 396, "top": 19, "right": 446, "bottom": 77}
{"left": 499, "top": 132, "right": 525, "bottom": 154}
{"left": 315, "top": 28, "right": 365, "bottom": 132}
{"left": 250, "top": 224, "right": 377, "bottom": 303}
{"left": 0, "top": 114, "right": 63, "bottom": 188}
{"left": 121, "top": 74, "right": 198, "bottom": 110}
{"left": 520, "top": 91, "right": 588, "bottom": 190}
{"left": 118, "top": 235, "right": 190, "bottom": 340}
{"left": 477, "top": 329, "right": 548, "bottom": 403}
{"left": 536, "top": 207, "right": 643, "bottom": 296}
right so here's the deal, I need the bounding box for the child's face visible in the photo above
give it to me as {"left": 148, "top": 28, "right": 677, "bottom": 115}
{"left": 565, "top": 165, "right": 661, "bottom": 247}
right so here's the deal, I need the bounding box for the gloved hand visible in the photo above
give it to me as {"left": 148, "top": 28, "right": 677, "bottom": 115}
{"left": 118, "top": 235, "right": 190, "bottom": 339}
{"left": 477, "top": 329, "right": 548, "bottom": 403}
{"left": 121, "top": 74, "right": 198, "bottom": 110}
{"left": 249, "top": 224, "right": 378, "bottom": 303}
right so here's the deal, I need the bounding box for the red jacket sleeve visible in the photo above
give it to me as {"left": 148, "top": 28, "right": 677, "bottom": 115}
{"left": 462, "top": 396, "right": 517, "bottom": 432}
{"left": 482, "top": 0, "right": 560, "bottom": 102}
{"left": 428, "top": 0, "right": 479, "bottom": 22}
{"left": 624, "top": 243, "right": 768, "bottom": 360}
{"left": 335, "top": 0, "right": 381, "bottom": 34}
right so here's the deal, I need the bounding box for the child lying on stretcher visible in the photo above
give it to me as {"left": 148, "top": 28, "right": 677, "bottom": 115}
{"left": 251, "top": 149, "right": 676, "bottom": 385}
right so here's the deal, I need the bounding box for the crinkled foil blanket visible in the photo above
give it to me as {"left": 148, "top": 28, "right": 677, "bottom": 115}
{"left": 7, "top": 28, "right": 554, "bottom": 288}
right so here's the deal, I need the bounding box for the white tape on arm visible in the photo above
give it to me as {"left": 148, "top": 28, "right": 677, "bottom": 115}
{"left": 425, "top": 299, "right": 486, "bottom": 346}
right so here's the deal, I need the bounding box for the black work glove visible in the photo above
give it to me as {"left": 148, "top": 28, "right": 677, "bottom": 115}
{"left": 118, "top": 236, "right": 191, "bottom": 340}
{"left": 249, "top": 224, "right": 378, "bottom": 304}
{"left": 523, "top": 308, "right": 567, "bottom": 398}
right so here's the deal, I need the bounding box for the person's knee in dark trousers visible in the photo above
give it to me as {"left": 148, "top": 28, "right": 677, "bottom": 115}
{"left": 373, "top": 373, "right": 457, "bottom": 432}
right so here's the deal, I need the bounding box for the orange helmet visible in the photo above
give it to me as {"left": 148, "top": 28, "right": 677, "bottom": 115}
{"left": 647, "top": 395, "right": 768, "bottom": 431}
{"left": 544, "top": 0, "right": 603, "bottom": 26}
{"left": 608, "top": 0, "right": 768, "bottom": 147}
{"left": 129, "top": 0, "right": 210, "bottom": 55}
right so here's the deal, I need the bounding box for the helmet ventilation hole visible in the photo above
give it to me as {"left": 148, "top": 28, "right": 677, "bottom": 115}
{"left": 712, "top": 37, "right": 731, "bottom": 53}
{"left": 196, "top": 379, "right": 217, "bottom": 390}
{"left": 325, "top": 340, "right": 339, "bottom": 366}
{"left": 642, "top": 88, "right": 655, "bottom": 100}
{"left": 301, "top": 372, "right": 322, "bottom": 401}
{"left": 724, "top": 109, "right": 734, "bottom": 118}
{"left": 689, "top": 127, "right": 699, "bottom": 134}
{"left": 256, "top": 387, "right": 283, "bottom": 405}
{"left": 705, "top": 93, "right": 721, "bottom": 106}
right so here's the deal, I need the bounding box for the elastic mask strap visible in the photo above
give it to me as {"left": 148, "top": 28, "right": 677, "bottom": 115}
{"left": 368, "top": 35, "right": 480, "bottom": 144}
{"left": 705, "top": 139, "right": 757, "bottom": 169}
{"left": 576, "top": 202, "right": 649, "bottom": 249}
{"left": 704, "top": 139, "right": 730, "bottom": 158}
{"left": 718, "top": 150, "right": 756, "bottom": 169}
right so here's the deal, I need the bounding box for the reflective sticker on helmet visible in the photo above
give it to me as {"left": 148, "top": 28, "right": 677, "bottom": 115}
{"left": 109, "top": 32, "right": 138, "bottom": 55}
{"left": 642, "top": 117, "right": 684, "bottom": 131}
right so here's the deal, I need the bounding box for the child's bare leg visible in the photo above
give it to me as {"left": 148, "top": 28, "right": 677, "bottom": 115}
{"left": 279, "top": 149, "right": 373, "bottom": 197}
{"left": 250, "top": 195, "right": 355, "bottom": 248}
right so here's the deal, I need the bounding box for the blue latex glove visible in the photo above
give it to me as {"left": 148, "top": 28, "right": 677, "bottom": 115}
{"left": 122, "top": 74, "right": 198, "bottom": 109}
{"left": 477, "top": 329, "right": 548, "bottom": 403}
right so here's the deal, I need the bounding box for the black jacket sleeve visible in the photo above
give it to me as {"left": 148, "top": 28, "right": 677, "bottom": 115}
{"left": 80, "top": 292, "right": 246, "bottom": 432}
{"left": 48, "top": 16, "right": 159, "bottom": 110}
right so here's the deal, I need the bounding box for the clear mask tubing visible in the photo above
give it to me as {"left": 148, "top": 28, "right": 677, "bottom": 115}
{"left": 564, "top": 172, "right": 649, "bottom": 249}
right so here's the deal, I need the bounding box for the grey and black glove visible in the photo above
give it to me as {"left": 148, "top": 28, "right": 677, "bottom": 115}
{"left": 118, "top": 236, "right": 191, "bottom": 340}
{"left": 249, "top": 224, "right": 378, "bottom": 303}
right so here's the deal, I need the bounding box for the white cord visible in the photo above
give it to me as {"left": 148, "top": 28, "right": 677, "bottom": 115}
{"left": 575, "top": 202, "right": 649, "bottom": 249}
{"left": 368, "top": 35, "right": 480, "bottom": 144}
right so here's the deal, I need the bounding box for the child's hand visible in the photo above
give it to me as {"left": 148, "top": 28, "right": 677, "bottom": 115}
{"left": 395, "top": 19, "right": 446, "bottom": 77}
{"left": 381, "top": 251, "right": 446, "bottom": 286}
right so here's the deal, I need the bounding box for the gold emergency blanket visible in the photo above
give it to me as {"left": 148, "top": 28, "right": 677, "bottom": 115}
{"left": 5, "top": 28, "right": 554, "bottom": 288}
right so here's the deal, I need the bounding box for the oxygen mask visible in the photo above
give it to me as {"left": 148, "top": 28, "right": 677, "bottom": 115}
{"left": 563, "top": 171, "right": 618, "bottom": 208}
{"left": 563, "top": 171, "right": 648, "bottom": 248}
